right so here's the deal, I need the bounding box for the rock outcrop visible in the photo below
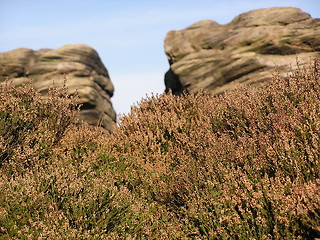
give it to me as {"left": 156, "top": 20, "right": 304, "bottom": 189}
{"left": 0, "top": 44, "right": 116, "bottom": 132}
{"left": 164, "top": 7, "right": 320, "bottom": 95}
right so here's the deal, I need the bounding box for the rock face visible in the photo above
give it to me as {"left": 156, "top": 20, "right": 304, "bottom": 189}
{"left": 0, "top": 44, "right": 116, "bottom": 132}
{"left": 164, "top": 7, "right": 320, "bottom": 95}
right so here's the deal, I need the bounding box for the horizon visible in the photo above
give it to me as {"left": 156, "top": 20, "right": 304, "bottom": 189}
{"left": 1, "top": 0, "right": 320, "bottom": 115}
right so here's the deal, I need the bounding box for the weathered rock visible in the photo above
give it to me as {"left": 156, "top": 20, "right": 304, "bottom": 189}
{"left": 164, "top": 7, "right": 320, "bottom": 95}
{"left": 0, "top": 44, "right": 116, "bottom": 132}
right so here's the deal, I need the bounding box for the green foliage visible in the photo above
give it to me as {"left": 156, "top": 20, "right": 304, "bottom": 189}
{"left": 0, "top": 59, "right": 320, "bottom": 239}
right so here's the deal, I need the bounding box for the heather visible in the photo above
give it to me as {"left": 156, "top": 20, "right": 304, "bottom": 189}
{"left": 0, "top": 60, "right": 320, "bottom": 239}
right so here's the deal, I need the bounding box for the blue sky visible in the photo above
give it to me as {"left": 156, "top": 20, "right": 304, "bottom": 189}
{"left": 1, "top": 0, "right": 319, "bottom": 115}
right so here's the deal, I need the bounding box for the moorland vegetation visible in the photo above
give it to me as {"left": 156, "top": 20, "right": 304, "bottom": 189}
{"left": 0, "top": 59, "right": 319, "bottom": 239}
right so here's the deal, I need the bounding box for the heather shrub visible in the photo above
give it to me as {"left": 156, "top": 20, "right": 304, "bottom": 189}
{"left": 0, "top": 125, "right": 141, "bottom": 239}
{"left": 0, "top": 82, "right": 180, "bottom": 239}
{"left": 0, "top": 59, "right": 319, "bottom": 239}
{"left": 0, "top": 81, "right": 78, "bottom": 170}
{"left": 107, "top": 59, "right": 320, "bottom": 239}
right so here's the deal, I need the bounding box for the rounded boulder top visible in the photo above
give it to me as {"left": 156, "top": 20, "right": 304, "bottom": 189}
{"left": 229, "top": 7, "right": 312, "bottom": 28}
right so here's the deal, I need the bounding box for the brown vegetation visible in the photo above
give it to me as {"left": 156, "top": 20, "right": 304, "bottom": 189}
{"left": 0, "top": 59, "right": 319, "bottom": 239}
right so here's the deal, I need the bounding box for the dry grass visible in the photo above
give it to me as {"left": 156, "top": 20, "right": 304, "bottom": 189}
{"left": 0, "top": 59, "right": 319, "bottom": 239}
